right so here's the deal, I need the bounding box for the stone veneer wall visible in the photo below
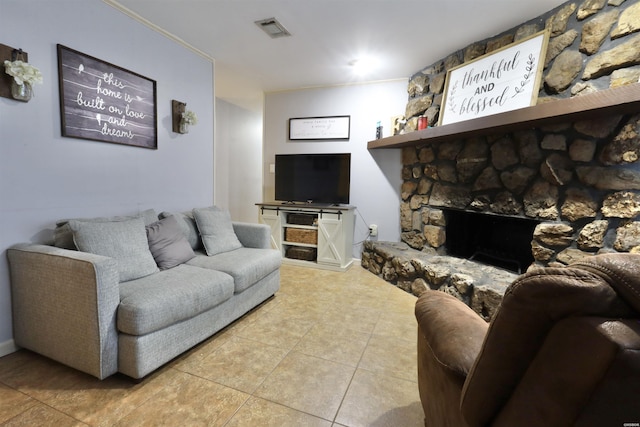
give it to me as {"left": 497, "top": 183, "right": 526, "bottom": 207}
{"left": 397, "top": 0, "right": 640, "bottom": 268}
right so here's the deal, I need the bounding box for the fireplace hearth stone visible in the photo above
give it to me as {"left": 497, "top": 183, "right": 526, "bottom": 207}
{"left": 361, "top": 241, "right": 518, "bottom": 321}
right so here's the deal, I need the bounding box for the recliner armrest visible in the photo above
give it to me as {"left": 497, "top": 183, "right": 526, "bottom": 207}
{"left": 416, "top": 290, "right": 488, "bottom": 376}
{"left": 416, "top": 290, "right": 489, "bottom": 427}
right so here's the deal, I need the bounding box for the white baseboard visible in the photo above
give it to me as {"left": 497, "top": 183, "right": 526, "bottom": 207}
{"left": 0, "top": 339, "right": 19, "bottom": 357}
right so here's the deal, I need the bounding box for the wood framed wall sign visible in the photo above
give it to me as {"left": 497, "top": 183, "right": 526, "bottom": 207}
{"left": 57, "top": 44, "right": 157, "bottom": 149}
{"left": 289, "top": 116, "right": 350, "bottom": 140}
{"left": 439, "top": 30, "right": 549, "bottom": 127}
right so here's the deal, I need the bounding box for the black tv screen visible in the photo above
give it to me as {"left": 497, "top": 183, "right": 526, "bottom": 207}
{"left": 275, "top": 153, "right": 351, "bottom": 205}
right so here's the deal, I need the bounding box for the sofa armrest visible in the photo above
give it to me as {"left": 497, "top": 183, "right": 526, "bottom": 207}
{"left": 7, "top": 243, "right": 120, "bottom": 379}
{"left": 232, "top": 222, "right": 270, "bottom": 249}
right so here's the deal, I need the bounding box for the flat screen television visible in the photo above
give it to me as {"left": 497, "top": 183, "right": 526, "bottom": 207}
{"left": 275, "top": 153, "right": 351, "bottom": 205}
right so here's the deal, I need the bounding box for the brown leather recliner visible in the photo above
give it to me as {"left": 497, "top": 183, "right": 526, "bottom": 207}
{"left": 415, "top": 253, "right": 640, "bottom": 427}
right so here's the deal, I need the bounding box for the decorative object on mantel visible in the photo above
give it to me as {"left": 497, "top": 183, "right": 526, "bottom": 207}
{"left": 0, "top": 45, "right": 42, "bottom": 102}
{"left": 417, "top": 115, "right": 428, "bottom": 130}
{"left": 391, "top": 115, "right": 406, "bottom": 136}
{"left": 375, "top": 121, "right": 382, "bottom": 139}
{"left": 57, "top": 44, "right": 158, "bottom": 149}
{"left": 439, "top": 30, "right": 549, "bottom": 126}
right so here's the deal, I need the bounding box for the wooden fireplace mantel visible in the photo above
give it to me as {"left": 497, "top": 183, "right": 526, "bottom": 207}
{"left": 367, "top": 83, "right": 640, "bottom": 150}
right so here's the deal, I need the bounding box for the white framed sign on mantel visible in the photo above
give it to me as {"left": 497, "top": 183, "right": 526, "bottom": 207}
{"left": 439, "top": 30, "right": 550, "bottom": 127}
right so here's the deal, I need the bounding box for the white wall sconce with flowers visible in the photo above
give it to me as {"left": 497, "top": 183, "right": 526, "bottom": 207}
{"left": 171, "top": 99, "right": 198, "bottom": 134}
{"left": 3, "top": 48, "right": 43, "bottom": 102}
{"left": 180, "top": 110, "right": 197, "bottom": 134}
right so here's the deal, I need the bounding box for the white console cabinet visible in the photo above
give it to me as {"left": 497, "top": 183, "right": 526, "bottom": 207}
{"left": 257, "top": 203, "right": 355, "bottom": 271}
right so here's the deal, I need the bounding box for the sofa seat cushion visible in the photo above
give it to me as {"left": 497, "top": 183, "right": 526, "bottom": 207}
{"left": 118, "top": 264, "right": 234, "bottom": 336}
{"left": 186, "top": 248, "right": 281, "bottom": 293}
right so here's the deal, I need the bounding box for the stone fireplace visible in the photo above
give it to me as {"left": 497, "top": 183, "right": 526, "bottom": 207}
{"left": 394, "top": 0, "right": 640, "bottom": 270}
{"left": 361, "top": 1, "right": 640, "bottom": 318}
{"left": 399, "top": 112, "right": 640, "bottom": 269}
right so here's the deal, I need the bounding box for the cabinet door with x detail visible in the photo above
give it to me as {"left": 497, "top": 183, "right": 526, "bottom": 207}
{"left": 317, "top": 213, "right": 345, "bottom": 266}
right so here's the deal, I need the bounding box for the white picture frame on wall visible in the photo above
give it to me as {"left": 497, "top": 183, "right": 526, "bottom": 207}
{"left": 439, "top": 30, "right": 549, "bottom": 126}
{"left": 288, "top": 116, "right": 351, "bottom": 141}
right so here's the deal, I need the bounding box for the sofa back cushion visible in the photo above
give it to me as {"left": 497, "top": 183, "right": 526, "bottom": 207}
{"left": 69, "top": 217, "right": 159, "bottom": 282}
{"left": 192, "top": 206, "right": 243, "bottom": 256}
{"left": 54, "top": 209, "right": 158, "bottom": 250}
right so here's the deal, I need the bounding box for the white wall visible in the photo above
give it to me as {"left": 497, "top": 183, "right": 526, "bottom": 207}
{"left": 214, "top": 98, "right": 264, "bottom": 223}
{"left": 264, "top": 81, "right": 407, "bottom": 259}
{"left": 0, "top": 0, "right": 214, "bottom": 354}
{"left": 214, "top": 62, "right": 265, "bottom": 223}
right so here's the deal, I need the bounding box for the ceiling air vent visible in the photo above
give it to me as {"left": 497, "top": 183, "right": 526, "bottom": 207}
{"left": 255, "top": 17, "right": 291, "bottom": 38}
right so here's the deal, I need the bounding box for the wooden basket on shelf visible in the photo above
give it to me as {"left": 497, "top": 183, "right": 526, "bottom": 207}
{"left": 287, "top": 213, "right": 316, "bottom": 226}
{"left": 286, "top": 246, "right": 317, "bottom": 261}
{"left": 285, "top": 228, "right": 317, "bottom": 244}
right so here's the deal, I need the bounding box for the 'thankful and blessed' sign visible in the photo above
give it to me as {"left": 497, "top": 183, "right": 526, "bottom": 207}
{"left": 439, "top": 31, "right": 549, "bottom": 126}
{"left": 57, "top": 44, "right": 157, "bottom": 149}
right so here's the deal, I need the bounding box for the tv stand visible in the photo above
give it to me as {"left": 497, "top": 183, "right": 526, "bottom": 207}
{"left": 279, "top": 201, "right": 346, "bottom": 208}
{"left": 257, "top": 202, "right": 355, "bottom": 271}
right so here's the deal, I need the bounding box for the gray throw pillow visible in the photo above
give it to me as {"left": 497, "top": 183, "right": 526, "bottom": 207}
{"left": 159, "top": 211, "right": 202, "bottom": 250}
{"left": 54, "top": 209, "right": 158, "bottom": 250}
{"left": 146, "top": 215, "right": 196, "bottom": 270}
{"left": 192, "top": 206, "right": 243, "bottom": 256}
{"left": 69, "top": 217, "right": 159, "bottom": 282}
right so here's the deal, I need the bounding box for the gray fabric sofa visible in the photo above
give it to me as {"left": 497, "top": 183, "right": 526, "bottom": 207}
{"left": 7, "top": 207, "right": 281, "bottom": 380}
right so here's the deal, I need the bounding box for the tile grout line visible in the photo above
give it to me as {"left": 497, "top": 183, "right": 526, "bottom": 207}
{"left": 329, "top": 304, "right": 384, "bottom": 426}
{"left": 221, "top": 305, "right": 321, "bottom": 425}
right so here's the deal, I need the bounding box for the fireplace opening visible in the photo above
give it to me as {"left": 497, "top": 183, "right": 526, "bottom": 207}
{"left": 444, "top": 209, "right": 539, "bottom": 273}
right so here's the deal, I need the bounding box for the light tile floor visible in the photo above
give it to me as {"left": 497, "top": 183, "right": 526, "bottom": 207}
{"left": 0, "top": 264, "right": 424, "bottom": 426}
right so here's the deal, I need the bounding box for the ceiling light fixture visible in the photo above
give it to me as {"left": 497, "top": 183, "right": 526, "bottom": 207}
{"left": 255, "top": 17, "right": 291, "bottom": 38}
{"left": 349, "top": 57, "right": 378, "bottom": 76}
